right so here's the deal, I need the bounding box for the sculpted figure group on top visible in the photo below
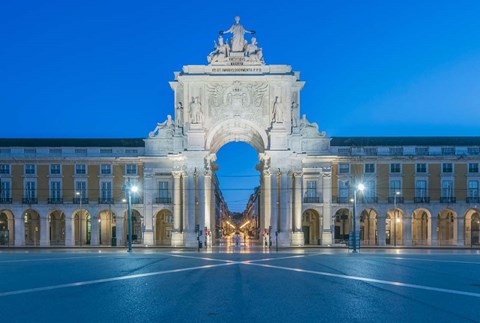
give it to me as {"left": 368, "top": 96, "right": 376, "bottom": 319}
{"left": 208, "top": 16, "right": 264, "bottom": 64}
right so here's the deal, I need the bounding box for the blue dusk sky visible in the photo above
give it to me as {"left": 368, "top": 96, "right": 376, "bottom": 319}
{"left": 1, "top": 1, "right": 480, "bottom": 211}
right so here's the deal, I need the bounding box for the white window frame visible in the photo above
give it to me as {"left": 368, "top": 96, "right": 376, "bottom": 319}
{"left": 442, "top": 163, "right": 453, "bottom": 174}
{"left": 24, "top": 179, "right": 37, "bottom": 199}
{"left": 126, "top": 164, "right": 137, "bottom": 176}
{"left": 364, "top": 163, "right": 375, "bottom": 174}
{"left": 0, "top": 179, "right": 11, "bottom": 199}
{"left": 25, "top": 164, "right": 36, "bottom": 175}
{"left": 468, "top": 163, "right": 479, "bottom": 174}
{"left": 338, "top": 163, "right": 350, "bottom": 174}
{"left": 415, "top": 180, "right": 427, "bottom": 198}
{"left": 389, "top": 179, "right": 402, "bottom": 197}
{"left": 0, "top": 164, "right": 10, "bottom": 175}
{"left": 468, "top": 180, "right": 479, "bottom": 198}
{"left": 390, "top": 163, "right": 401, "bottom": 174}
{"left": 416, "top": 163, "right": 427, "bottom": 173}
{"left": 75, "top": 180, "right": 88, "bottom": 198}
{"left": 49, "top": 180, "right": 62, "bottom": 199}
{"left": 50, "top": 164, "right": 61, "bottom": 175}
{"left": 100, "top": 164, "right": 112, "bottom": 176}
{"left": 75, "top": 164, "right": 87, "bottom": 175}
{"left": 100, "top": 180, "right": 113, "bottom": 200}
{"left": 441, "top": 179, "right": 454, "bottom": 198}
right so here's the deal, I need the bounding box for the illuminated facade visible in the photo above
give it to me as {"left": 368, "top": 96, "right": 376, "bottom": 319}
{"left": 1, "top": 18, "right": 479, "bottom": 247}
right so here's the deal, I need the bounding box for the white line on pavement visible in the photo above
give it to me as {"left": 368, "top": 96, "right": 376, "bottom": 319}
{"left": 384, "top": 256, "right": 480, "bottom": 265}
{"left": 0, "top": 262, "right": 234, "bottom": 297}
{"left": 0, "top": 255, "right": 106, "bottom": 264}
{"left": 245, "top": 262, "right": 480, "bottom": 298}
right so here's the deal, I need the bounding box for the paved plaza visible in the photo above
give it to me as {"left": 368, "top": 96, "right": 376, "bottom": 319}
{"left": 1, "top": 247, "right": 480, "bottom": 322}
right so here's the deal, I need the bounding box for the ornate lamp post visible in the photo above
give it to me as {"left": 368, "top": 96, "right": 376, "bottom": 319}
{"left": 352, "top": 183, "right": 365, "bottom": 253}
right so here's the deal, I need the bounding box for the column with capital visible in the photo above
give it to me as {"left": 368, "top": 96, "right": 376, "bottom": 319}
{"left": 263, "top": 169, "right": 272, "bottom": 233}
{"left": 291, "top": 171, "right": 304, "bottom": 246}
{"left": 64, "top": 214, "right": 74, "bottom": 246}
{"left": 321, "top": 168, "right": 333, "bottom": 245}
{"left": 430, "top": 215, "right": 438, "bottom": 246}
{"left": 184, "top": 169, "right": 197, "bottom": 247}
{"left": 171, "top": 171, "right": 184, "bottom": 246}
{"left": 197, "top": 171, "right": 205, "bottom": 243}
{"left": 403, "top": 211, "right": 412, "bottom": 246}
{"left": 15, "top": 210, "right": 25, "bottom": 246}
{"left": 39, "top": 214, "right": 50, "bottom": 247}
{"left": 277, "top": 169, "right": 292, "bottom": 246}
{"left": 204, "top": 169, "right": 212, "bottom": 246}
{"left": 90, "top": 212, "right": 99, "bottom": 246}
{"left": 457, "top": 216, "right": 464, "bottom": 246}
{"left": 143, "top": 174, "right": 155, "bottom": 246}
{"left": 270, "top": 169, "right": 279, "bottom": 236}
{"left": 377, "top": 215, "right": 386, "bottom": 246}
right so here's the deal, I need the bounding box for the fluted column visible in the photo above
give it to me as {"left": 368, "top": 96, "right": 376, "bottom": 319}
{"left": 271, "top": 169, "right": 279, "bottom": 234}
{"left": 182, "top": 173, "right": 189, "bottom": 232}
{"left": 204, "top": 170, "right": 212, "bottom": 231}
{"left": 172, "top": 171, "right": 182, "bottom": 232}
{"left": 143, "top": 174, "right": 154, "bottom": 246}
{"left": 321, "top": 168, "right": 333, "bottom": 245}
{"left": 293, "top": 172, "right": 302, "bottom": 231}
{"left": 197, "top": 171, "right": 205, "bottom": 232}
{"left": 263, "top": 169, "right": 272, "bottom": 231}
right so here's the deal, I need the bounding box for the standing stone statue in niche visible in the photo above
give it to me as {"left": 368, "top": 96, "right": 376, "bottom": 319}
{"left": 272, "top": 96, "right": 284, "bottom": 123}
{"left": 291, "top": 100, "right": 300, "bottom": 128}
{"left": 219, "top": 16, "right": 255, "bottom": 52}
{"left": 176, "top": 102, "right": 184, "bottom": 128}
{"left": 190, "top": 97, "right": 204, "bottom": 124}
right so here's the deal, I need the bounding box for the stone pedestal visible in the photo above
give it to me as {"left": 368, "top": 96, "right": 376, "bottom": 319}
{"left": 291, "top": 231, "right": 304, "bottom": 246}
{"left": 321, "top": 230, "right": 333, "bottom": 245}
{"left": 143, "top": 230, "right": 154, "bottom": 246}
{"left": 171, "top": 231, "right": 184, "bottom": 247}
{"left": 277, "top": 231, "right": 292, "bottom": 247}
{"left": 184, "top": 231, "right": 197, "bottom": 247}
{"left": 187, "top": 124, "right": 205, "bottom": 150}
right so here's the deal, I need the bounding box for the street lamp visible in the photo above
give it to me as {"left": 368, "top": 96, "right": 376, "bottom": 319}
{"left": 126, "top": 179, "right": 138, "bottom": 253}
{"left": 393, "top": 191, "right": 400, "bottom": 247}
{"left": 352, "top": 183, "right": 365, "bottom": 253}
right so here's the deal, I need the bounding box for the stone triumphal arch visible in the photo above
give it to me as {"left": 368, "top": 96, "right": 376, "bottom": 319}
{"left": 144, "top": 17, "right": 332, "bottom": 247}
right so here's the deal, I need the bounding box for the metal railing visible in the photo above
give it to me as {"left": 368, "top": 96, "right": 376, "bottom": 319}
{"left": 335, "top": 197, "right": 350, "bottom": 203}
{"left": 414, "top": 197, "right": 430, "bottom": 203}
{"left": 22, "top": 197, "right": 38, "bottom": 204}
{"left": 155, "top": 197, "right": 172, "bottom": 204}
{"left": 388, "top": 196, "right": 404, "bottom": 203}
{"left": 73, "top": 197, "right": 89, "bottom": 204}
{"left": 466, "top": 197, "right": 480, "bottom": 203}
{"left": 98, "top": 198, "right": 114, "bottom": 204}
{"left": 48, "top": 198, "right": 63, "bottom": 204}
{"left": 440, "top": 197, "right": 456, "bottom": 203}
{"left": 303, "top": 196, "right": 321, "bottom": 203}
{"left": 0, "top": 197, "right": 12, "bottom": 204}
